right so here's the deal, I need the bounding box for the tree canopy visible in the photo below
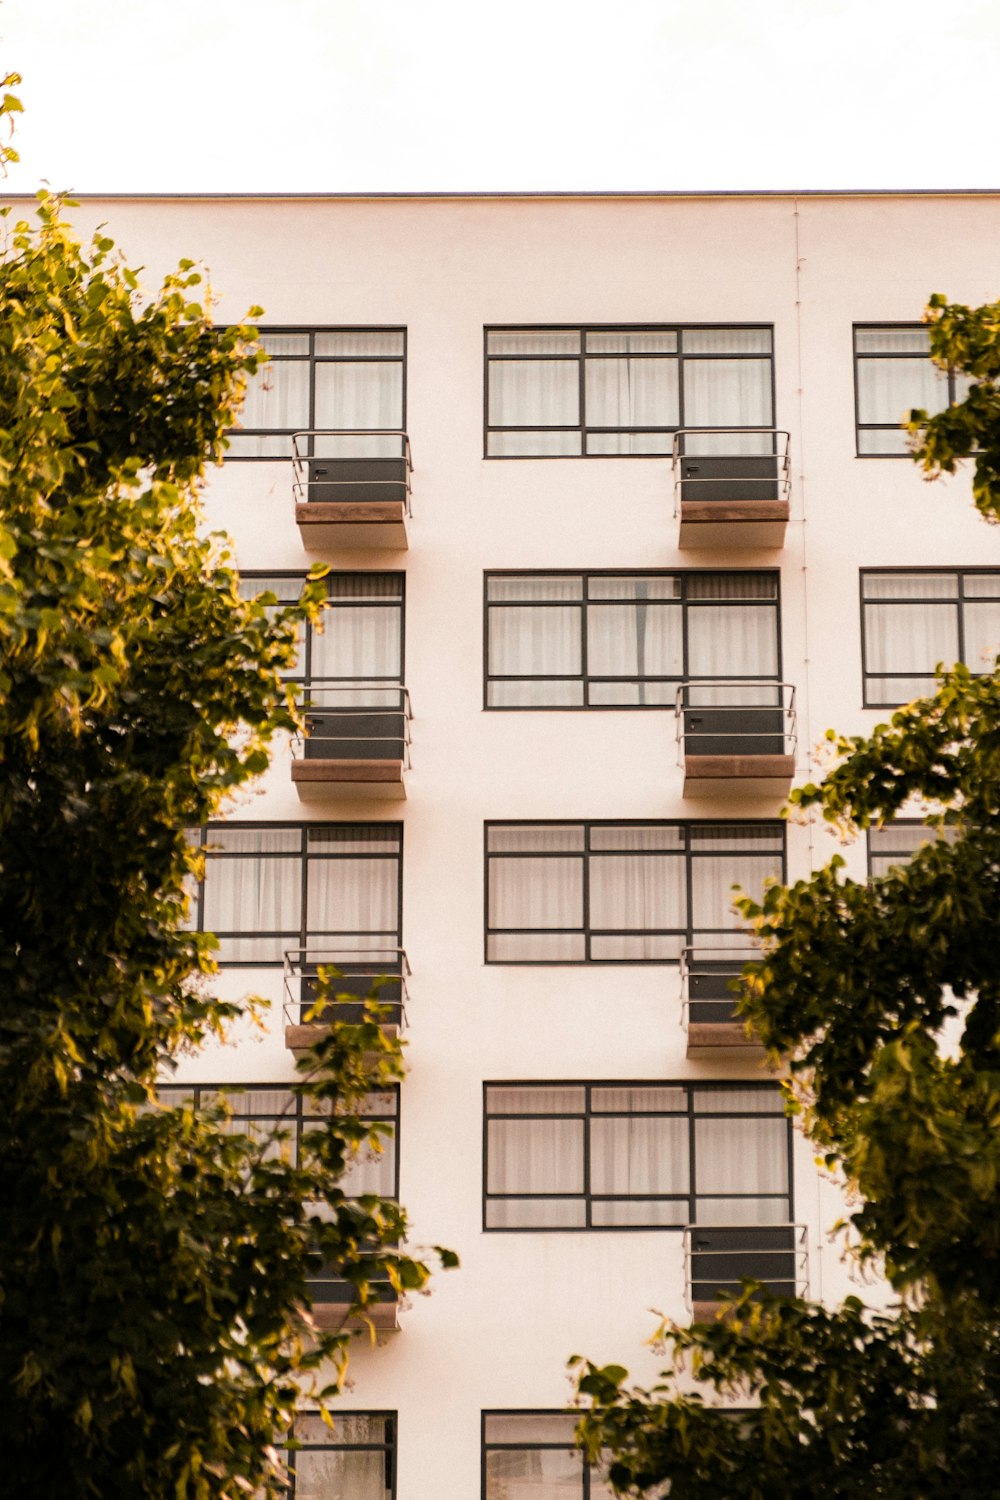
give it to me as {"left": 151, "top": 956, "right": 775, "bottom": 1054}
{"left": 0, "top": 195, "right": 452, "bottom": 1498}
{"left": 571, "top": 298, "right": 1000, "bottom": 1498}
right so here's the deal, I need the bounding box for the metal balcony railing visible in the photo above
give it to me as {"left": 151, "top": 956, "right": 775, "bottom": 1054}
{"left": 283, "top": 946, "right": 410, "bottom": 1032}
{"left": 671, "top": 428, "right": 791, "bottom": 513}
{"left": 292, "top": 429, "right": 413, "bottom": 514}
{"left": 675, "top": 681, "right": 797, "bottom": 764}
{"left": 290, "top": 685, "right": 413, "bottom": 768}
{"left": 684, "top": 1223, "right": 808, "bottom": 1312}
{"left": 680, "top": 943, "right": 758, "bottom": 1033}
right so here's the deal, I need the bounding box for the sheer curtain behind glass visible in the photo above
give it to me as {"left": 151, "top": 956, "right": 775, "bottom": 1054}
{"left": 293, "top": 1414, "right": 390, "bottom": 1500}
{"left": 311, "top": 575, "right": 403, "bottom": 710}
{"left": 694, "top": 1091, "right": 788, "bottom": 1225}
{"left": 313, "top": 331, "right": 404, "bottom": 458}
{"left": 863, "top": 574, "right": 960, "bottom": 700}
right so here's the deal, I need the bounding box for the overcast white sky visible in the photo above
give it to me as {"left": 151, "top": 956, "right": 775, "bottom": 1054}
{"left": 1, "top": 0, "right": 998, "bottom": 194}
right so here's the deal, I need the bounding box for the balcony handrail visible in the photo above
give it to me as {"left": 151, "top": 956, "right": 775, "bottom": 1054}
{"left": 282, "top": 944, "right": 410, "bottom": 1030}
{"left": 291, "top": 429, "right": 413, "bottom": 515}
{"left": 679, "top": 942, "right": 759, "bottom": 1031}
{"left": 290, "top": 685, "right": 413, "bottom": 764}
{"left": 682, "top": 1222, "right": 809, "bottom": 1311}
{"left": 674, "top": 680, "right": 797, "bottom": 764}
{"left": 671, "top": 427, "right": 791, "bottom": 517}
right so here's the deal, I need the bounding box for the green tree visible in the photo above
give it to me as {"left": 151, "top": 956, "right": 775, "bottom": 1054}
{"left": 0, "top": 195, "right": 453, "bottom": 1498}
{"left": 571, "top": 299, "right": 1000, "bottom": 1498}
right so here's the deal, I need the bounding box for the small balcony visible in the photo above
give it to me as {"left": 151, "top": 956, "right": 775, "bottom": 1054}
{"left": 676, "top": 681, "right": 796, "bottom": 797}
{"left": 291, "top": 687, "right": 411, "bottom": 801}
{"left": 673, "top": 428, "right": 790, "bottom": 549}
{"left": 283, "top": 946, "right": 409, "bottom": 1055}
{"left": 293, "top": 430, "right": 411, "bottom": 550}
{"left": 684, "top": 1223, "right": 808, "bottom": 1321}
{"left": 308, "top": 1265, "right": 400, "bottom": 1333}
{"left": 680, "top": 945, "right": 763, "bottom": 1054}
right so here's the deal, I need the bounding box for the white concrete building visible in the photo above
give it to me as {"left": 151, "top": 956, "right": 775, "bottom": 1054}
{"left": 43, "top": 191, "right": 1000, "bottom": 1496}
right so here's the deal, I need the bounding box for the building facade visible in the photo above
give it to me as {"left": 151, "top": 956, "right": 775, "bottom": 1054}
{"left": 42, "top": 191, "right": 1000, "bottom": 1496}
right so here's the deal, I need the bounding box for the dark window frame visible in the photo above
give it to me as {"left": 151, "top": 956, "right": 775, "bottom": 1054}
{"left": 484, "top": 819, "right": 786, "bottom": 965}
{"left": 155, "top": 1081, "right": 402, "bottom": 1194}
{"left": 240, "top": 571, "right": 406, "bottom": 695}
{"left": 482, "top": 1080, "right": 794, "bottom": 1233}
{"left": 188, "top": 821, "right": 404, "bottom": 968}
{"left": 482, "top": 568, "right": 782, "bottom": 710}
{"left": 483, "top": 323, "right": 776, "bottom": 459}
{"left": 482, "top": 1411, "right": 606, "bottom": 1500}
{"left": 853, "top": 322, "right": 965, "bottom": 458}
{"left": 859, "top": 566, "right": 1000, "bottom": 708}
{"left": 225, "top": 325, "right": 407, "bottom": 460}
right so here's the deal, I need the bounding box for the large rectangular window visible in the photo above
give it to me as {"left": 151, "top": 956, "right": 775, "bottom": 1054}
{"left": 867, "top": 820, "right": 958, "bottom": 877}
{"left": 484, "top": 1082, "right": 791, "bottom": 1230}
{"left": 155, "top": 1084, "right": 400, "bottom": 1199}
{"left": 861, "top": 569, "right": 1000, "bottom": 706}
{"left": 485, "top": 821, "right": 784, "bottom": 963}
{"left": 188, "top": 823, "right": 403, "bottom": 966}
{"left": 854, "top": 325, "right": 970, "bottom": 456}
{"left": 227, "top": 328, "right": 406, "bottom": 459}
{"left": 241, "top": 572, "right": 405, "bottom": 708}
{"left": 485, "top": 326, "right": 774, "bottom": 457}
{"left": 485, "top": 570, "right": 780, "bottom": 708}
{"left": 280, "top": 1412, "right": 396, "bottom": 1500}
{"left": 483, "top": 1413, "right": 613, "bottom": 1500}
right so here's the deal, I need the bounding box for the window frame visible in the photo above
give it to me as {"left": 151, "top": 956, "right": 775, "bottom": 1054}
{"left": 483, "top": 819, "right": 786, "bottom": 965}
{"left": 481, "top": 1411, "right": 607, "bottom": 1500}
{"left": 240, "top": 571, "right": 406, "bottom": 695}
{"left": 187, "top": 821, "right": 404, "bottom": 968}
{"left": 225, "top": 325, "right": 407, "bottom": 460}
{"left": 482, "top": 568, "right": 783, "bottom": 710}
{"left": 853, "top": 322, "right": 965, "bottom": 458}
{"left": 483, "top": 323, "right": 776, "bottom": 459}
{"left": 867, "top": 819, "right": 959, "bottom": 877}
{"left": 281, "top": 1410, "right": 397, "bottom": 1500}
{"left": 155, "top": 1082, "right": 402, "bottom": 1194}
{"left": 859, "top": 566, "right": 1000, "bottom": 708}
{"left": 482, "top": 1080, "right": 794, "bottom": 1233}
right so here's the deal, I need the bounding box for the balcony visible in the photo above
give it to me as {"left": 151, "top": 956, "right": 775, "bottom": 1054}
{"left": 283, "top": 946, "right": 409, "bottom": 1055}
{"left": 673, "top": 428, "right": 790, "bottom": 549}
{"left": 308, "top": 1265, "right": 400, "bottom": 1333}
{"left": 291, "top": 687, "right": 411, "bottom": 801}
{"left": 676, "top": 681, "right": 796, "bottom": 797}
{"left": 293, "top": 430, "right": 411, "bottom": 550}
{"left": 680, "top": 945, "right": 763, "bottom": 1053}
{"left": 684, "top": 1224, "right": 808, "bottom": 1321}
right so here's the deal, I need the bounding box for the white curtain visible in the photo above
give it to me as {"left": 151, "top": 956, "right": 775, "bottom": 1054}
{"left": 308, "top": 858, "right": 398, "bottom": 939}
{"left": 488, "top": 856, "right": 583, "bottom": 933}
{"left": 293, "top": 1411, "right": 391, "bottom": 1500}
{"left": 489, "top": 358, "right": 579, "bottom": 429}
{"left": 589, "top": 1116, "right": 689, "bottom": 1196}
{"left": 485, "top": 1449, "right": 584, "bottom": 1498}
{"left": 690, "top": 852, "right": 782, "bottom": 933}
{"left": 683, "top": 357, "right": 772, "bottom": 455}
{"left": 313, "top": 362, "right": 403, "bottom": 457}
{"left": 589, "top": 854, "right": 686, "bottom": 937}
{"left": 238, "top": 334, "right": 311, "bottom": 443}
{"left": 687, "top": 604, "right": 777, "bottom": 683}
{"left": 963, "top": 598, "right": 1000, "bottom": 673}
{"left": 694, "top": 1114, "right": 787, "bottom": 1224}
{"left": 203, "top": 833, "right": 300, "bottom": 964}
{"left": 586, "top": 602, "right": 682, "bottom": 700}
{"left": 584, "top": 356, "right": 678, "bottom": 453}
{"left": 864, "top": 574, "right": 959, "bottom": 699}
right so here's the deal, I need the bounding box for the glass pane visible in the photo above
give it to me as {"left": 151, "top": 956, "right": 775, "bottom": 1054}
{"left": 295, "top": 1448, "right": 390, "bottom": 1499}
{"left": 259, "top": 333, "right": 311, "bottom": 356}
{"left": 488, "top": 331, "right": 581, "bottom": 355}
{"left": 683, "top": 359, "right": 772, "bottom": 427}
{"left": 590, "top": 855, "right": 686, "bottom": 932}
{"left": 588, "top": 577, "right": 680, "bottom": 600}
{"left": 485, "top": 1447, "right": 584, "bottom": 1495}
{"left": 239, "top": 359, "right": 310, "bottom": 432}
{"left": 855, "top": 327, "right": 929, "bottom": 354}
{"left": 489, "top": 360, "right": 579, "bottom": 427}
{"left": 863, "top": 573, "right": 957, "bottom": 599}
{"left": 207, "top": 827, "right": 301, "bottom": 854}
{"left": 963, "top": 600, "right": 1000, "bottom": 671}
{"left": 586, "top": 330, "right": 677, "bottom": 353}
{"left": 585, "top": 357, "right": 679, "bottom": 429}
{"left": 590, "top": 1117, "right": 690, "bottom": 1195}
{"left": 689, "top": 824, "right": 783, "bottom": 852}
{"left": 683, "top": 328, "right": 772, "bottom": 354}
{"left": 203, "top": 855, "right": 300, "bottom": 937}
{"left": 488, "top": 825, "right": 585, "bottom": 853}
{"left": 488, "top": 430, "right": 582, "bottom": 456}
{"left": 585, "top": 430, "right": 673, "bottom": 454}
{"left": 857, "top": 427, "right": 911, "bottom": 455}
{"left": 307, "top": 858, "right": 398, "bottom": 935}
{"left": 696, "top": 1197, "right": 789, "bottom": 1225}
{"left": 314, "top": 330, "right": 404, "bottom": 356}
{"left": 856, "top": 357, "right": 945, "bottom": 424}
{"left": 311, "top": 604, "right": 402, "bottom": 681}
{"left": 686, "top": 573, "right": 777, "bottom": 601}
{"left": 485, "top": 1414, "right": 578, "bottom": 1444}
{"left": 693, "top": 1086, "right": 784, "bottom": 1113}
{"left": 487, "top": 932, "right": 587, "bottom": 961}
{"left": 687, "top": 604, "right": 778, "bottom": 678}
{"left": 694, "top": 1117, "right": 788, "bottom": 1195}
{"left": 485, "top": 1198, "right": 587, "bottom": 1228}
{"left": 590, "top": 826, "right": 685, "bottom": 851}
{"left": 489, "top": 606, "right": 583, "bottom": 678}
{"left": 296, "top": 1412, "right": 391, "bottom": 1445}
{"left": 588, "top": 934, "right": 682, "bottom": 959}
{"left": 487, "top": 1119, "right": 585, "bottom": 1193}
{"left": 591, "top": 1086, "right": 687, "bottom": 1111}
{"left": 864, "top": 603, "right": 959, "bottom": 676}
{"left": 489, "top": 576, "right": 584, "bottom": 602}
{"left": 488, "top": 680, "right": 585, "bottom": 707}
{"left": 587, "top": 681, "right": 675, "bottom": 706}
{"left": 487, "top": 1086, "right": 586, "bottom": 1113}
{"left": 962, "top": 574, "right": 1000, "bottom": 598}
{"left": 314, "top": 361, "right": 403, "bottom": 430}
{"left": 586, "top": 604, "right": 683, "bottom": 680}
{"left": 488, "top": 857, "right": 584, "bottom": 930}
{"left": 591, "top": 1198, "right": 688, "bottom": 1226}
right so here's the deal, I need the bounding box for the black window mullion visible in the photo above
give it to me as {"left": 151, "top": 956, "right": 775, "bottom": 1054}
{"left": 687, "top": 1088, "right": 697, "bottom": 1224}
{"left": 583, "top": 1087, "right": 593, "bottom": 1229}
{"left": 583, "top": 827, "right": 592, "bottom": 962}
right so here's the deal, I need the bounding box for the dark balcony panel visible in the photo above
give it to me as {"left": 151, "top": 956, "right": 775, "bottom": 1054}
{"left": 690, "top": 1224, "right": 797, "bottom": 1303}
{"left": 688, "top": 961, "right": 743, "bottom": 1026}
{"left": 683, "top": 705, "right": 785, "bottom": 758}
{"left": 304, "top": 710, "right": 407, "bottom": 763}
{"left": 298, "top": 962, "right": 404, "bottom": 1027}
{"left": 680, "top": 453, "right": 779, "bottom": 504}
{"left": 307, "top": 456, "right": 408, "bottom": 507}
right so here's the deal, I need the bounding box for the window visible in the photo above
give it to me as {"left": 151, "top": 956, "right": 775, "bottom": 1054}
{"left": 868, "top": 821, "right": 958, "bottom": 877}
{"left": 483, "top": 1082, "right": 791, "bottom": 1230}
{"left": 241, "top": 572, "right": 405, "bottom": 708}
{"left": 483, "top": 1413, "right": 613, "bottom": 1500}
{"left": 187, "top": 822, "right": 403, "bottom": 966}
{"left": 155, "top": 1084, "right": 400, "bottom": 1198}
{"left": 860, "top": 569, "right": 1000, "bottom": 706}
{"left": 485, "top": 326, "right": 774, "bottom": 457}
{"left": 854, "top": 324, "right": 970, "bottom": 456}
{"left": 227, "top": 328, "right": 405, "bottom": 459}
{"left": 280, "top": 1412, "right": 396, "bottom": 1499}
{"left": 485, "top": 821, "right": 784, "bottom": 963}
{"left": 484, "top": 570, "right": 780, "bottom": 708}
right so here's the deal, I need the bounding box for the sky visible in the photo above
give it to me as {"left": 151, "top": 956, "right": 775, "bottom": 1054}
{"left": 1, "top": 0, "right": 999, "bottom": 195}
